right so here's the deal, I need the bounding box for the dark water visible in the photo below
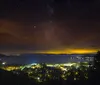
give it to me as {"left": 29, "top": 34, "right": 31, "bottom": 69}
{"left": 0, "top": 54, "right": 94, "bottom": 64}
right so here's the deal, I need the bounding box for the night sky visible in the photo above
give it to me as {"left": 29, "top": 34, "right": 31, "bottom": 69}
{"left": 0, "top": 0, "right": 100, "bottom": 54}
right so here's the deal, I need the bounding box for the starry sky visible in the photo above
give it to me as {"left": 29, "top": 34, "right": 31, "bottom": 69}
{"left": 0, "top": 0, "right": 100, "bottom": 54}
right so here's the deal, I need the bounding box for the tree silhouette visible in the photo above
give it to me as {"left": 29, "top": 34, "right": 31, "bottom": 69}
{"left": 89, "top": 51, "right": 100, "bottom": 85}
{"left": 0, "top": 60, "right": 2, "bottom": 68}
{"left": 94, "top": 51, "right": 100, "bottom": 71}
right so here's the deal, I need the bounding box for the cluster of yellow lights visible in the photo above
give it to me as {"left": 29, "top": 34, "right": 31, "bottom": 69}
{"left": 35, "top": 49, "right": 99, "bottom": 54}
{"left": 2, "top": 66, "right": 19, "bottom": 71}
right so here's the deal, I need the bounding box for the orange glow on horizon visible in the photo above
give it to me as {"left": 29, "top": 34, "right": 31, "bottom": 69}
{"left": 35, "top": 49, "right": 99, "bottom": 54}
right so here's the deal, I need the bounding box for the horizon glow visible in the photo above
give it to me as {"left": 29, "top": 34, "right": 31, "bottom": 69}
{"left": 34, "top": 49, "right": 99, "bottom": 54}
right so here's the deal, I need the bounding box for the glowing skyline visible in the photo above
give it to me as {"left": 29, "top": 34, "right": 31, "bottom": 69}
{"left": 34, "top": 49, "right": 99, "bottom": 54}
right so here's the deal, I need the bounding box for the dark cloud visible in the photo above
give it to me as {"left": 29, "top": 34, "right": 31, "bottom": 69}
{"left": 0, "top": 0, "right": 100, "bottom": 52}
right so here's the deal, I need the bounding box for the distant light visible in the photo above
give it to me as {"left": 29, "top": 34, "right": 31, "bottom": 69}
{"left": 60, "top": 67, "right": 67, "bottom": 71}
{"left": 31, "top": 63, "right": 37, "bottom": 65}
{"left": 2, "top": 62, "right": 6, "bottom": 65}
{"left": 63, "top": 63, "right": 75, "bottom": 66}
{"left": 37, "top": 77, "right": 40, "bottom": 80}
{"left": 74, "top": 78, "right": 77, "bottom": 80}
{"left": 33, "top": 25, "right": 36, "bottom": 28}
{"left": 47, "top": 64, "right": 54, "bottom": 67}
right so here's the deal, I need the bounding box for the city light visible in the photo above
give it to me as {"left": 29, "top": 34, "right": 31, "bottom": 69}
{"left": 2, "top": 62, "right": 6, "bottom": 65}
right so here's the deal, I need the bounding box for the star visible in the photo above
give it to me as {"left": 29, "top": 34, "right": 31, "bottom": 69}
{"left": 33, "top": 25, "right": 37, "bottom": 29}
